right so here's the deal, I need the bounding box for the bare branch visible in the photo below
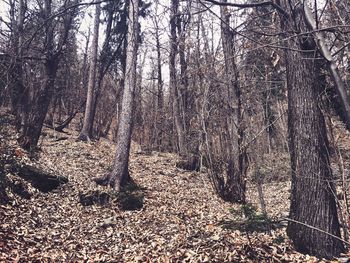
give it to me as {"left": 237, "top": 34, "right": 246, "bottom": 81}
{"left": 202, "top": 0, "right": 287, "bottom": 16}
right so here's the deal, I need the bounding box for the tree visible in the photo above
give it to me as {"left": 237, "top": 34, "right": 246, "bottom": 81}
{"left": 169, "top": 0, "right": 186, "bottom": 156}
{"left": 278, "top": 0, "right": 345, "bottom": 258}
{"left": 219, "top": 0, "right": 247, "bottom": 203}
{"left": 17, "top": 0, "right": 79, "bottom": 149}
{"left": 94, "top": 0, "right": 139, "bottom": 191}
{"left": 91, "top": 0, "right": 127, "bottom": 138}
{"left": 202, "top": 0, "right": 346, "bottom": 257}
{"left": 151, "top": 0, "right": 164, "bottom": 150}
{"left": 9, "top": 0, "right": 26, "bottom": 125}
{"left": 78, "top": 3, "right": 101, "bottom": 141}
{"left": 303, "top": 3, "right": 350, "bottom": 131}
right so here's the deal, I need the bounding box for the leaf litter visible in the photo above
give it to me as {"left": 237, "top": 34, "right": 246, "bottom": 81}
{"left": 0, "top": 121, "right": 345, "bottom": 262}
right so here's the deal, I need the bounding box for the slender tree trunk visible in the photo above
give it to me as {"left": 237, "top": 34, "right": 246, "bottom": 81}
{"left": 220, "top": 0, "right": 247, "bottom": 203}
{"left": 155, "top": 17, "right": 164, "bottom": 150}
{"left": 278, "top": 0, "right": 345, "bottom": 258}
{"left": 81, "top": 28, "right": 91, "bottom": 97}
{"left": 169, "top": 0, "right": 186, "bottom": 156}
{"left": 89, "top": 5, "right": 115, "bottom": 137}
{"left": 94, "top": 0, "right": 139, "bottom": 191}
{"left": 177, "top": 17, "right": 189, "bottom": 130}
{"left": 9, "top": 0, "right": 27, "bottom": 127}
{"left": 78, "top": 3, "right": 101, "bottom": 141}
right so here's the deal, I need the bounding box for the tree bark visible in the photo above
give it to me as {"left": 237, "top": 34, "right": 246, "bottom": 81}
{"left": 154, "top": 10, "right": 164, "bottom": 150}
{"left": 169, "top": 0, "right": 186, "bottom": 156}
{"left": 18, "top": 0, "right": 78, "bottom": 150}
{"left": 302, "top": 4, "right": 350, "bottom": 131}
{"left": 278, "top": 0, "right": 345, "bottom": 258}
{"left": 94, "top": 0, "right": 139, "bottom": 191}
{"left": 9, "top": 0, "right": 27, "bottom": 127}
{"left": 220, "top": 0, "right": 247, "bottom": 203}
{"left": 19, "top": 0, "right": 56, "bottom": 149}
{"left": 89, "top": 3, "right": 124, "bottom": 138}
{"left": 19, "top": 60, "right": 58, "bottom": 149}
{"left": 78, "top": 3, "right": 101, "bottom": 141}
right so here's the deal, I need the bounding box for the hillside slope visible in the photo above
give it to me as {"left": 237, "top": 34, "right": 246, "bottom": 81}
{"left": 0, "top": 114, "right": 346, "bottom": 262}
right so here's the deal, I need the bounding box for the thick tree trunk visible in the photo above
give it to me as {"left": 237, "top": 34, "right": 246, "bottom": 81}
{"left": 279, "top": 0, "right": 345, "bottom": 258}
{"left": 286, "top": 45, "right": 344, "bottom": 259}
{"left": 94, "top": 0, "right": 139, "bottom": 191}
{"left": 78, "top": 3, "right": 101, "bottom": 141}
{"left": 220, "top": 1, "right": 247, "bottom": 203}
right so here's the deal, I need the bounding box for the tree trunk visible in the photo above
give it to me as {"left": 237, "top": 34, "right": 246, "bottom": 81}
{"left": 18, "top": 0, "right": 77, "bottom": 150}
{"left": 9, "top": 0, "right": 27, "bottom": 127}
{"left": 94, "top": 0, "right": 139, "bottom": 191}
{"left": 80, "top": 28, "right": 91, "bottom": 102}
{"left": 169, "top": 0, "right": 186, "bottom": 156}
{"left": 89, "top": 4, "right": 120, "bottom": 138}
{"left": 18, "top": 0, "right": 56, "bottom": 149}
{"left": 155, "top": 14, "right": 164, "bottom": 150}
{"left": 302, "top": 4, "right": 350, "bottom": 131}
{"left": 279, "top": 0, "right": 345, "bottom": 258}
{"left": 19, "top": 64, "right": 59, "bottom": 149}
{"left": 177, "top": 15, "right": 189, "bottom": 129}
{"left": 220, "top": 0, "right": 247, "bottom": 203}
{"left": 78, "top": 3, "right": 101, "bottom": 141}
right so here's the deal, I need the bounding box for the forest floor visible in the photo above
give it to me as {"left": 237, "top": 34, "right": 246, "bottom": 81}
{"left": 0, "top": 112, "right": 349, "bottom": 262}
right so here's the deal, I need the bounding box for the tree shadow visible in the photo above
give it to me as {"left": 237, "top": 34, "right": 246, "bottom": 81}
{"left": 117, "top": 182, "right": 145, "bottom": 211}
{"left": 79, "top": 182, "right": 146, "bottom": 211}
{"left": 220, "top": 203, "right": 287, "bottom": 233}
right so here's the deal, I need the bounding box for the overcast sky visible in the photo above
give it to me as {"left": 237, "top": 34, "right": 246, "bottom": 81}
{"left": 0, "top": 0, "right": 327, "bottom": 87}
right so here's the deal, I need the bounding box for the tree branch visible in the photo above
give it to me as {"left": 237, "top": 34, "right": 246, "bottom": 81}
{"left": 303, "top": 4, "right": 350, "bottom": 130}
{"left": 203, "top": 0, "right": 287, "bottom": 16}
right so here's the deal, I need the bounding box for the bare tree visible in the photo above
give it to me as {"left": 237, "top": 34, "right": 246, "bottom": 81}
{"left": 78, "top": 3, "right": 101, "bottom": 141}
{"left": 9, "top": 0, "right": 26, "bottom": 123}
{"left": 169, "top": 0, "right": 186, "bottom": 156}
{"left": 94, "top": 0, "right": 139, "bottom": 191}
{"left": 18, "top": 0, "right": 78, "bottom": 149}
{"left": 219, "top": 0, "right": 247, "bottom": 203}
{"left": 153, "top": 1, "right": 164, "bottom": 150}
{"left": 278, "top": 0, "right": 345, "bottom": 258}
{"left": 198, "top": 0, "right": 346, "bottom": 257}
{"left": 303, "top": 4, "right": 350, "bottom": 131}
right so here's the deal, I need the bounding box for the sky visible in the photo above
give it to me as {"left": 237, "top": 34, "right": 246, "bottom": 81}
{"left": 0, "top": 0, "right": 328, "bottom": 84}
{"left": 0, "top": 0, "right": 223, "bottom": 80}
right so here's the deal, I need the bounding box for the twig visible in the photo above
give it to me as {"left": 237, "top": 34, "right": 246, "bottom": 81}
{"left": 284, "top": 217, "right": 350, "bottom": 246}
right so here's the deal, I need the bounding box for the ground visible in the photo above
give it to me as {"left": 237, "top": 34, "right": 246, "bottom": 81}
{"left": 0, "top": 114, "right": 349, "bottom": 262}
